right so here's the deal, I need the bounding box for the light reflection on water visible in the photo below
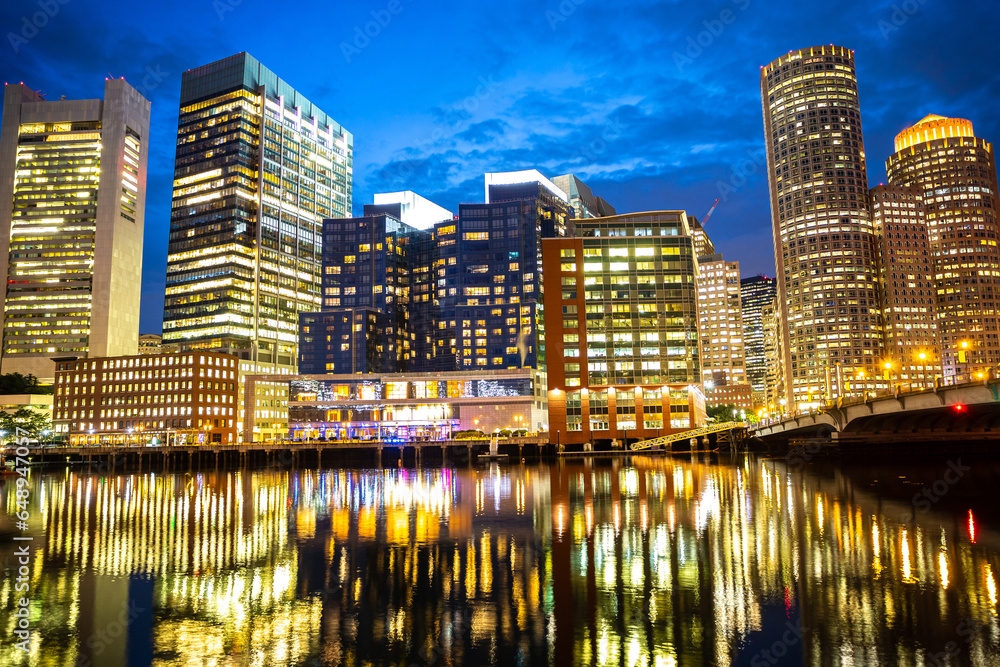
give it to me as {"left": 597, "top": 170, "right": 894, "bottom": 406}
{"left": 0, "top": 456, "right": 998, "bottom": 666}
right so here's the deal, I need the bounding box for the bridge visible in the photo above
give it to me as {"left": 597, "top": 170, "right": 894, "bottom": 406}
{"left": 630, "top": 422, "right": 747, "bottom": 451}
{"left": 751, "top": 378, "right": 1000, "bottom": 447}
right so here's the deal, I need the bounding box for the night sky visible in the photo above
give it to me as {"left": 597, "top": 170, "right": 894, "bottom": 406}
{"left": 2, "top": 0, "right": 998, "bottom": 333}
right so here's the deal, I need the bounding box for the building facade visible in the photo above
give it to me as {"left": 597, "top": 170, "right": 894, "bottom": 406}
{"left": 740, "top": 275, "right": 777, "bottom": 405}
{"left": 551, "top": 174, "right": 617, "bottom": 219}
{"left": 52, "top": 351, "right": 238, "bottom": 446}
{"left": 696, "top": 254, "right": 750, "bottom": 407}
{"left": 0, "top": 80, "right": 150, "bottom": 382}
{"left": 886, "top": 115, "right": 1000, "bottom": 380}
{"left": 298, "top": 206, "right": 426, "bottom": 374}
{"left": 542, "top": 211, "right": 706, "bottom": 447}
{"left": 870, "top": 185, "right": 941, "bottom": 390}
{"left": 284, "top": 369, "right": 546, "bottom": 441}
{"left": 761, "top": 45, "right": 883, "bottom": 410}
{"left": 762, "top": 295, "right": 786, "bottom": 414}
{"left": 162, "top": 52, "right": 352, "bottom": 372}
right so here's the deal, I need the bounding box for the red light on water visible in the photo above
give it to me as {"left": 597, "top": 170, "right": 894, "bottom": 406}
{"left": 969, "top": 510, "right": 977, "bottom": 543}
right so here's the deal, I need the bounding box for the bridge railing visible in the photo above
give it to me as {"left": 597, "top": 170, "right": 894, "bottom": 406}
{"left": 630, "top": 422, "right": 746, "bottom": 451}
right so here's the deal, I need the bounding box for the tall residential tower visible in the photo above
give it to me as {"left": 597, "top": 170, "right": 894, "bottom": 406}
{"left": 162, "top": 53, "right": 353, "bottom": 371}
{"left": 761, "top": 45, "right": 883, "bottom": 409}
{"left": 0, "top": 80, "right": 150, "bottom": 382}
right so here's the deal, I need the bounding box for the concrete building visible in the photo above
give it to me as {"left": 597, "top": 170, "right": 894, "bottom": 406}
{"left": 761, "top": 45, "right": 883, "bottom": 410}
{"left": 52, "top": 351, "right": 238, "bottom": 446}
{"left": 870, "top": 185, "right": 941, "bottom": 390}
{"left": 0, "top": 80, "right": 150, "bottom": 382}
{"left": 740, "top": 275, "right": 777, "bottom": 405}
{"left": 886, "top": 115, "right": 1000, "bottom": 380}
{"left": 696, "top": 254, "right": 751, "bottom": 409}
{"left": 138, "top": 334, "right": 164, "bottom": 355}
{"left": 372, "top": 191, "right": 453, "bottom": 229}
{"left": 162, "top": 52, "right": 352, "bottom": 372}
{"left": 541, "top": 211, "right": 706, "bottom": 447}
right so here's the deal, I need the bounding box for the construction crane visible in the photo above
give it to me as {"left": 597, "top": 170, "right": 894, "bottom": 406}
{"left": 701, "top": 197, "right": 721, "bottom": 226}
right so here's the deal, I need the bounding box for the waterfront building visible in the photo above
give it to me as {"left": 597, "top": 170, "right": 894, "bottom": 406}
{"left": 430, "top": 171, "right": 574, "bottom": 372}
{"left": 886, "top": 115, "right": 1000, "bottom": 379}
{"left": 761, "top": 45, "right": 883, "bottom": 410}
{"left": 762, "top": 295, "right": 786, "bottom": 413}
{"left": 0, "top": 80, "right": 150, "bottom": 382}
{"left": 740, "top": 275, "right": 777, "bottom": 405}
{"left": 542, "top": 211, "right": 706, "bottom": 447}
{"left": 162, "top": 52, "right": 353, "bottom": 372}
{"left": 298, "top": 203, "right": 429, "bottom": 374}
{"left": 281, "top": 368, "right": 545, "bottom": 441}
{"left": 551, "top": 174, "right": 617, "bottom": 219}
{"left": 52, "top": 351, "right": 238, "bottom": 446}
{"left": 870, "top": 185, "right": 941, "bottom": 390}
{"left": 696, "top": 254, "right": 751, "bottom": 409}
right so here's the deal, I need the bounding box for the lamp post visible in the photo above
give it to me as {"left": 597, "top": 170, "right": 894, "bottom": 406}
{"left": 883, "top": 361, "right": 894, "bottom": 394}
{"left": 959, "top": 340, "right": 971, "bottom": 382}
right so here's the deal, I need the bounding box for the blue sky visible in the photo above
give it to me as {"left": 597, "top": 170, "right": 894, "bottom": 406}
{"left": 1, "top": 0, "right": 998, "bottom": 333}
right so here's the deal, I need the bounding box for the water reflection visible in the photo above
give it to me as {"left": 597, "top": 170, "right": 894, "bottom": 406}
{"left": 1, "top": 456, "right": 998, "bottom": 665}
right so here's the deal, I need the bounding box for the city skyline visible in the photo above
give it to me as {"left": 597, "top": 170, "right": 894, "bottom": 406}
{"left": 2, "top": 0, "right": 997, "bottom": 333}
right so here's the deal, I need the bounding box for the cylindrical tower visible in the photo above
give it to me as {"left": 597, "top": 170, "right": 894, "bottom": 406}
{"left": 886, "top": 115, "right": 1000, "bottom": 380}
{"left": 760, "top": 45, "right": 883, "bottom": 410}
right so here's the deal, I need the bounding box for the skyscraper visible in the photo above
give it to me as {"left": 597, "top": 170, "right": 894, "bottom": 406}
{"left": 696, "top": 255, "right": 750, "bottom": 409}
{"left": 0, "top": 80, "right": 150, "bottom": 382}
{"left": 162, "top": 53, "right": 353, "bottom": 371}
{"left": 870, "top": 185, "right": 940, "bottom": 389}
{"left": 761, "top": 45, "right": 883, "bottom": 409}
{"left": 551, "top": 174, "right": 617, "bottom": 219}
{"left": 740, "top": 275, "right": 777, "bottom": 403}
{"left": 886, "top": 115, "right": 1000, "bottom": 379}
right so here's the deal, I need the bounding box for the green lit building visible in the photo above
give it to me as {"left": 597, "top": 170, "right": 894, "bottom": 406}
{"left": 162, "top": 52, "right": 353, "bottom": 371}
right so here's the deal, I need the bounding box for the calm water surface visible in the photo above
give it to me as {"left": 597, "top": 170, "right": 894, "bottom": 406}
{"left": 1, "top": 454, "right": 999, "bottom": 666}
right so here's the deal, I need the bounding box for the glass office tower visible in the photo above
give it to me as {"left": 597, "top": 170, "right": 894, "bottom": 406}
{"left": 0, "top": 79, "right": 151, "bottom": 382}
{"left": 163, "top": 53, "right": 352, "bottom": 371}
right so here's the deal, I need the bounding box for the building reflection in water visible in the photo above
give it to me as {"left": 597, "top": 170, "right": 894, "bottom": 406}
{"left": 1, "top": 457, "right": 998, "bottom": 665}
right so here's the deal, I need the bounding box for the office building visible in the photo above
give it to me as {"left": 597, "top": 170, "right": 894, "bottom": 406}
{"left": 162, "top": 52, "right": 352, "bottom": 372}
{"left": 0, "top": 80, "right": 150, "bottom": 382}
{"left": 740, "top": 275, "right": 777, "bottom": 404}
{"left": 52, "top": 351, "right": 238, "bottom": 446}
{"left": 696, "top": 255, "right": 752, "bottom": 409}
{"left": 372, "top": 190, "right": 453, "bottom": 229}
{"left": 762, "top": 295, "right": 786, "bottom": 413}
{"left": 870, "top": 185, "right": 940, "bottom": 390}
{"left": 430, "top": 171, "right": 574, "bottom": 372}
{"left": 761, "top": 45, "right": 883, "bottom": 409}
{"left": 542, "top": 211, "right": 706, "bottom": 447}
{"left": 298, "top": 204, "right": 427, "bottom": 374}
{"left": 886, "top": 114, "right": 1000, "bottom": 379}
{"left": 551, "top": 174, "right": 617, "bottom": 219}
{"left": 689, "top": 216, "right": 715, "bottom": 258}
